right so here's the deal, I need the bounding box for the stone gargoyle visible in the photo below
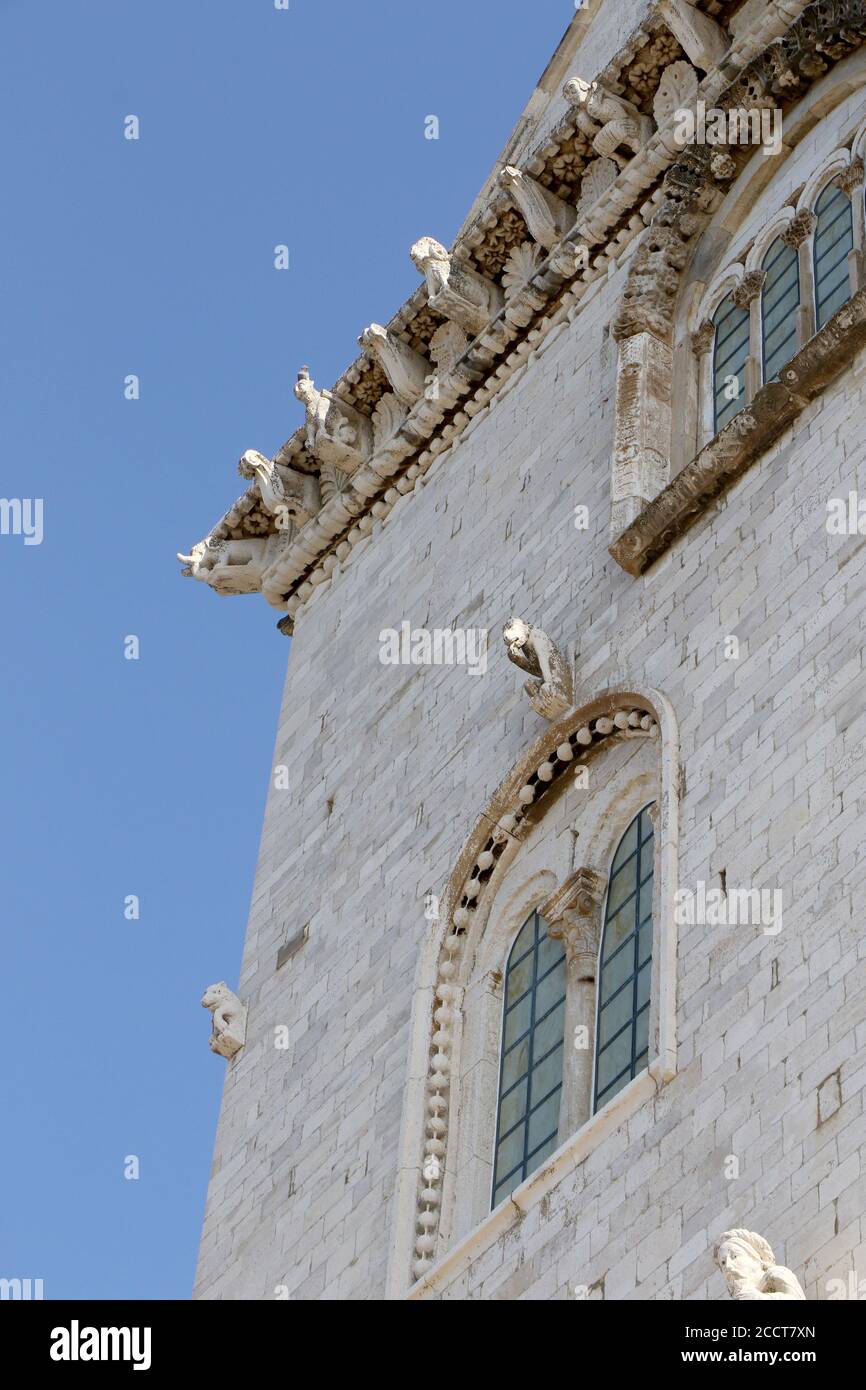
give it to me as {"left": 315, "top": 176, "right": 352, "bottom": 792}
{"left": 503, "top": 616, "right": 574, "bottom": 721}
{"left": 237, "top": 449, "right": 321, "bottom": 528}
{"left": 294, "top": 367, "right": 373, "bottom": 474}
{"left": 564, "top": 77, "right": 654, "bottom": 170}
{"left": 715, "top": 1229, "right": 806, "bottom": 1301}
{"left": 177, "top": 532, "right": 290, "bottom": 595}
{"left": 201, "top": 982, "right": 247, "bottom": 1059}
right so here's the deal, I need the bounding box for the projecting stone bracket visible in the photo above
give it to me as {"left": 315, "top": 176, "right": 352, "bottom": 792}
{"left": 201, "top": 982, "right": 247, "bottom": 1060}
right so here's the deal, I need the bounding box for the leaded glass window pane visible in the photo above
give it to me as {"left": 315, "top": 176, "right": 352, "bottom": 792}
{"left": 594, "top": 805, "right": 655, "bottom": 1113}
{"left": 492, "top": 910, "right": 565, "bottom": 1209}
{"left": 712, "top": 293, "right": 750, "bottom": 433}
{"left": 761, "top": 236, "right": 799, "bottom": 382}
{"left": 813, "top": 184, "right": 853, "bottom": 331}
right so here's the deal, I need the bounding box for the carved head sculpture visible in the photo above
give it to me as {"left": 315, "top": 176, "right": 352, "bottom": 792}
{"left": 715, "top": 1229, "right": 805, "bottom": 1300}
{"left": 294, "top": 366, "right": 318, "bottom": 409}
{"left": 177, "top": 537, "right": 225, "bottom": 579}
{"left": 201, "top": 982, "right": 231, "bottom": 1010}
{"left": 410, "top": 236, "right": 449, "bottom": 275}
{"left": 503, "top": 615, "right": 531, "bottom": 654}
{"left": 237, "top": 448, "right": 272, "bottom": 482}
{"left": 358, "top": 324, "right": 387, "bottom": 354}
{"left": 563, "top": 76, "right": 592, "bottom": 110}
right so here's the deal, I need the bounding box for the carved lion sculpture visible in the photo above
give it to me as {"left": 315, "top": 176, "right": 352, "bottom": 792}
{"left": 201, "top": 982, "right": 247, "bottom": 1059}
{"left": 715, "top": 1230, "right": 806, "bottom": 1300}
{"left": 503, "top": 616, "right": 574, "bottom": 722}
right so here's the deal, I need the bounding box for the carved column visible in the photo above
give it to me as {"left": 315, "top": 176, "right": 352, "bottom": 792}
{"left": 691, "top": 318, "right": 716, "bottom": 449}
{"left": 732, "top": 270, "right": 765, "bottom": 403}
{"left": 780, "top": 210, "right": 816, "bottom": 348}
{"left": 540, "top": 869, "right": 606, "bottom": 1140}
{"left": 609, "top": 328, "right": 673, "bottom": 537}
{"left": 836, "top": 158, "right": 866, "bottom": 297}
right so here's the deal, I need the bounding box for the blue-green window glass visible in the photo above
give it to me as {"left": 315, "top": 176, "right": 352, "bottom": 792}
{"left": 594, "top": 806, "right": 655, "bottom": 1112}
{"left": 712, "top": 293, "right": 750, "bottom": 433}
{"left": 492, "top": 910, "right": 565, "bottom": 1209}
{"left": 813, "top": 184, "right": 853, "bottom": 331}
{"left": 761, "top": 236, "right": 799, "bottom": 383}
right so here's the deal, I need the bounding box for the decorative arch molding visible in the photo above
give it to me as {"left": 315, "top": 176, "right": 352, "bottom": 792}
{"left": 608, "top": 0, "right": 866, "bottom": 572}
{"left": 385, "top": 686, "right": 681, "bottom": 1296}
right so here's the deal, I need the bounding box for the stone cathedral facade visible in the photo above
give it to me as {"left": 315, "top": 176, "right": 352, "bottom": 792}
{"left": 184, "top": 0, "right": 866, "bottom": 1300}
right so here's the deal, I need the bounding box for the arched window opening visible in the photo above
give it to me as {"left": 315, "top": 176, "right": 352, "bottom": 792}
{"left": 712, "top": 294, "right": 750, "bottom": 433}
{"left": 813, "top": 183, "right": 854, "bottom": 331}
{"left": 761, "top": 237, "right": 800, "bottom": 382}
{"left": 594, "top": 805, "right": 655, "bottom": 1112}
{"left": 492, "top": 910, "right": 566, "bottom": 1209}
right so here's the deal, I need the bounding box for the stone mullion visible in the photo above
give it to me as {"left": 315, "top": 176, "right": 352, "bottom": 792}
{"left": 782, "top": 211, "right": 817, "bottom": 348}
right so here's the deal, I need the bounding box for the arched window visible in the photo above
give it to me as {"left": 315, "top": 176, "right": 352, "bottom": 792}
{"left": 712, "top": 293, "right": 750, "bottom": 433}
{"left": 813, "top": 183, "right": 854, "bottom": 331}
{"left": 761, "top": 236, "right": 799, "bottom": 382}
{"left": 594, "top": 805, "right": 655, "bottom": 1112}
{"left": 492, "top": 910, "right": 566, "bottom": 1208}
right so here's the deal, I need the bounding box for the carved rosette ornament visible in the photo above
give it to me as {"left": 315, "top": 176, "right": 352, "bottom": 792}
{"left": 715, "top": 1230, "right": 806, "bottom": 1301}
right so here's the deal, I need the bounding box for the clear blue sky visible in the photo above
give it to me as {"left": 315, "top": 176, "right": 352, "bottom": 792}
{"left": 0, "top": 0, "right": 573, "bottom": 1299}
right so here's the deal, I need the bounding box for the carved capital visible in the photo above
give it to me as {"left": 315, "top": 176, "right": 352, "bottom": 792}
{"left": 410, "top": 236, "right": 504, "bottom": 337}
{"left": 836, "top": 156, "right": 866, "bottom": 197}
{"left": 691, "top": 318, "right": 716, "bottom": 357}
{"left": 499, "top": 166, "right": 576, "bottom": 250}
{"left": 541, "top": 869, "right": 606, "bottom": 980}
{"left": 731, "top": 270, "right": 766, "bottom": 308}
{"left": 359, "top": 324, "right": 430, "bottom": 406}
{"left": 780, "top": 210, "right": 815, "bottom": 249}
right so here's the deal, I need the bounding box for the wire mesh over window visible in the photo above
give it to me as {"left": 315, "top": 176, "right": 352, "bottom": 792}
{"left": 492, "top": 910, "right": 565, "bottom": 1209}
{"left": 712, "top": 294, "right": 750, "bottom": 433}
{"left": 761, "top": 236, "right": 800, "bottom": 382}
{"left": 594, "top": 806, "right": 655, "bottom": 1112}
{"left": 813, "top": 183, "right": 853, "bottom": 331}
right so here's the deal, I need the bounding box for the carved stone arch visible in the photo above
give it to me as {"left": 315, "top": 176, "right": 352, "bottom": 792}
{"left": 385, "top": 687, "right": 681, "bottom": 1297}
{"left": 797, "top": 146, "right": 853, "bottom": 214}
{"left": 745, "top": 208, "right": 797, "bottom": 272}
{"left": 695, "top": 262, "right": 746, "bottom": 327}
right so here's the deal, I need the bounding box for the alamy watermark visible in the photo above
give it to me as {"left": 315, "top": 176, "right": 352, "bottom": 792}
{"left": 675, "top": 880, "right": 782, "bottom": 936}
{"left": 379, "top": 622, "right": 488, "bottom": 676}
{"left": 0, "top": 498, "right": 43, "bottom": 545}
{"left": 674, "top": 101, "right": 782, "bottom": 158}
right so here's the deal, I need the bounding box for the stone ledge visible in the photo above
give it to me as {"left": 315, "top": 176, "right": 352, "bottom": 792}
{"left": 609, "top": 286, "right": 866, "bottom": 576}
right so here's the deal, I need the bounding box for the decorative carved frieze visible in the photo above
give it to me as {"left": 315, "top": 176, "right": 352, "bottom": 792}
{"left": 564, "top": 77, "right": 655, "bottom": 169}
{"left": 653, "top": 59, "right": 699, "bottom": 126}
{"left": 294, "top": 367, "right": 373, "bottom": 474}
{"left": 358, "top": 324, "right": 430, "bottom": 406}
{"left": 503, "top": 618, "right": 574, "bottom": 721}
{"left": 498, "top": 165, "right": 577, "bottom": 250}
{"left": 409, "top": 236, "right": 505, "bottom": 337}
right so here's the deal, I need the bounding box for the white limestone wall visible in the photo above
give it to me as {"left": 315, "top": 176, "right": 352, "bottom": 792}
{"left": 194, "top": 232, "right": 866, "bottom": 1299}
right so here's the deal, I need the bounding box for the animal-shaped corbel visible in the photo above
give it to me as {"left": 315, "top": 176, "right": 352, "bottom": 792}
{"left": 564, "top": 78, "right": 654, "bottom": 169}
{"left": 238, "top": 449, "right": 321, "bottom": 528}
{"left": 177, "top": 533, "right": 288, "bottom": 595}
{"left": 410, "top": 237, "right": 505, "bottom": 338}
{"left": 503, "top": 617, "right": 574, "bottom": 721}
{"left": 294, "top": 367, "right": 373, "bottom": 475}
{"left": 201, "top": 982, "right": 247, "bottom": 1059}
{"left": 358, "top": 324, "right": 430, "bottom": 407}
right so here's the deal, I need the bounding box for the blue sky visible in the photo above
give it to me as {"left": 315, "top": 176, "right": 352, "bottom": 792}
{"left": 0, "top": 0, "right": 574, "bottom": 1298}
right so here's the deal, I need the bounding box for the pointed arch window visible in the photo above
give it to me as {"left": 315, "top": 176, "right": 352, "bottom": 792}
{"left": 813, "top": 183, "right": 854, "bottom": 331}
{"left": 594, "top": 806, "right": 655, "bottom": 1112}
{"left": 712, "top": 294, "right": 750, "bottom": 433}
{"left": 761, "top": 237, "right": 800, "bottom": 383}
{"left": 492, "top": 910, "right": 566, "bottom": 1209}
